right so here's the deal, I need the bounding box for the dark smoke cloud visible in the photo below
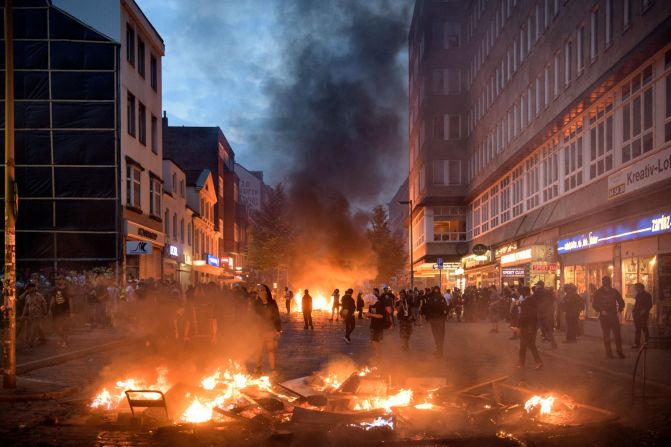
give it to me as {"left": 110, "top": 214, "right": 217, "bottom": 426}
{"left": 265, "top": 0, "right": 410, "bottom": 288}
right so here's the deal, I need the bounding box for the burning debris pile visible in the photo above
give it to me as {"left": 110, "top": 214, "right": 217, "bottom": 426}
{"left": 86, "top": 365, "right": 618, "bottom": 445}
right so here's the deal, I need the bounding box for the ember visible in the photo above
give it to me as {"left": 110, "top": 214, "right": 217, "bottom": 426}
{"left": 352, "top": 389, "right": 413, "bottom": 412}
{"left": 524, "top": 395, "right": 555, "bottom": 416}
{"left": 90, "top": 366, "right": 170, "bottom": 410}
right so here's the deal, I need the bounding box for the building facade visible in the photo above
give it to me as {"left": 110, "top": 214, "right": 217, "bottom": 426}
{"left": 162, "top": 159, "right": 193, "bottom": 286}
{"left": 410, "top": 0, "right": 671, "bottom": 337}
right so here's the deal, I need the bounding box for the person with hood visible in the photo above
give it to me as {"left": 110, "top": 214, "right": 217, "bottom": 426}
{"left": 423, "top": 286, "right": 448, "bottom": 358}
{"left": 302, "top": 289, "right": 314, "bottom": 330}
{"left": 340, "top": 288, "right": 356, "bottom": 343}
{"left": 253, "top": 284, "right": 282, "bottom": 374}
{"left": 592, "top": 276, "right": 626, "bottom": 358}
{"left": 561, "top": 284, "right": 584, "bottom": 343}
{"left": 49, "top": 275, "right": 73, "bottom": 347}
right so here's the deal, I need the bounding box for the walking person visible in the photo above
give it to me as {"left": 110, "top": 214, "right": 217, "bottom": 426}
{"left": 284, "top": 287, "right": 293, "bottom": 315}
{"left": 561, "top": 284, "right": 584, "bottom": 343}
{"left": 518, "top": 286, "right": 543, "bottom": 369}
{"left": 253, "top": 284, "right": 282, "bottom": 375}
{"left": 592, "top": 276, "right": 626, "bottom": 359}
{"left": 423, "top": 286, "right": 448, "bottom": 358}
{"left": 356, "top": 292, "right": 365, "bottom": 319}
{"left": 302, "top": 289, "right": 314, "bottom": 330}
{"left": 536, "top": 281, "right": 558, "bottom": 349}
{"left": 331, "top": 289, "right": 341, "bottom": 321}
{"left": 340, "top": 288, "right": 356, "bottom": 343}
{"left": 367, "top": 288, "right": 387, "bottom": 360}
{"left": 488, "top": 286, "right": 502, "bottom": 333}
{"left": 382, "top": 286, "right": 396, "bottom": 327}
{"left": 22, "top": 282, "right": 48, "bottom": 347}
{"left": 632, "top": 282, "right": 652, "bottom": 348}
{"left": 396, "top": 289, "right": 414, "bottom": 350}
{"left": 49, "top": 276, "right": 73, "bottom": 347}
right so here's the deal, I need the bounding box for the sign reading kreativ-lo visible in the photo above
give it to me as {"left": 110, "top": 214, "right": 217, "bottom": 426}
{"left": 126, "top": 241, "right": 153, "bottom": 255}
{"left": 608, "top": 146, "right": 671, "bottom": 200}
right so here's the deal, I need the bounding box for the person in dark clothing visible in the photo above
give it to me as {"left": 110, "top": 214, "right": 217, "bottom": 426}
{"left": 49, "top": 276, "right": 72, "bottom": 347}
{"left": 368, "top": 288, "right": 387, "bottom": 360}
{"left": 423, "top": 286, "right": 448, "bottom": 358}
{"left": 535, "top": 281, "right": 557, "bottom": 349}
{"left": 592, "top": 276, "right": 625, "bottom": 359}
{"left": 561, "top": 284, "right": 584, "bottom": 343}
{"left": 463, "top": 287, "right": 476, "bottom": 323}
{"left": 302, "top": 289, "right": 314, "bottom": 330}
{"left": 356, "top": 292, "right": 365, "bottom": 319}
{"left": 340, "top": 288, "right": 356, "bottom": 343}
{"left": 632, "top": 282, "right": 652, "bottom": 348}
{"left": 253, "top": 284, "right": 282, "bottom": 374}
{"left": 518, "top": 286, "right": 543, "bottom": 369}
{"left": 331, "top": 289, "right": 341, "bottom": 321}
{"left": 396, "top": 289, "right": 414, "bottom": 350}
{"left": 284, "top": 287, "right": 293, "bottom": 315}
{"left": 382, "top": 287, "right": 397, "bottom": 327}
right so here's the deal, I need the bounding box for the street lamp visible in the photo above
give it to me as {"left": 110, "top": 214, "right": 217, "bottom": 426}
{"left": 398, "top": 200, "right": 413, "bottom": 291}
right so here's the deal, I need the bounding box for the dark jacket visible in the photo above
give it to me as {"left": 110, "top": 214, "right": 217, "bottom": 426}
{"left": 341, "top": 293, "right": 356, "bottom": 315}
{"left": 423, "top": 291, "right": 448, "bottom": 321}
{"left": 370, "top": 299, "right": 388, "bottom": 330}
{"left": 561, "top": 291, "right": 584, "bottom": 318}
{"left": 633, "top": 290, "right": 652, "bottom": 316}
{"left": 302, "top": 293, "right": 313, "bottom": 312}
{"left": 519, "top": 294, "right": 539, "bottom": 327}
{"left": 254, "top": 298, "right": 281, "bottom": 332}
{"left": 592, "top": 286, "right": 625, "bottom": 316}
{"left": 356, "top": 294, "right": 364, "bottom": 310}
{"left": 535, "top": 288, "right": 554, "bottom": 317}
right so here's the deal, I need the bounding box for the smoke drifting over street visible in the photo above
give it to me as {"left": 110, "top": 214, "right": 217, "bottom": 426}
{"left": 267, "top": 0, "right": 410, "bottom": 288}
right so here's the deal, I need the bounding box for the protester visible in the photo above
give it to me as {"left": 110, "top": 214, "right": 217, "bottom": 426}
{"left": 535, "top": 281, "right": 557, "bottom": 349}
{"left": 340, "top": 288, "right": 356, "bottom": 344}
{"left": 302, "top": 289, "right": 314, "bottom": 330}
{"left": 451, "top": 288, "right": 463, "bottom": 322}
{"left": 253, "top": 284, "right": 281, "bottom": 374}
{"left": 592, "top": 276, "right": 625, "bottom": 359}
{"left": 561, "top": 284, "right": 584, "bottom": 343}
{"left": 518, "top": 286, "right": 543, "bottom": 369}
{"left": 49, "top": 275, "right": 72, "bottom": 347}
{"left": 367, "top": 288, "right": 387, "bottom": 360}
{"left": 632, "top": 282, "right": 652, "bottom": 349}
{"left": 488, "top": 285, "right": 502, "bottom": 333}
{"left": 382, "top": 286, "right": 396, "bottom": 327}
{"left": 356, "top": 292, "right": 365, "bottom": 319}
{"left": 331, "top": 288, "right": 341, "bottom": 321}
{"left": 22, "top": 282, "right": 48, "bottom": 347}
{"left": 396, "top": 289, "right": 414, "bottom": 350}
{"left": 284, "top": 287, "right": 293, "bottom": 315}
{"left": 423, "top": 286, "right": 448, "bottom": 358}
{"left": 509, "top": 291, "right": 521, "bottom": 340}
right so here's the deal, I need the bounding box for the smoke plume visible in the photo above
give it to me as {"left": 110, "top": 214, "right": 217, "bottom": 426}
{"left": 267, "top": 0, "right": 410, "bottom": 290}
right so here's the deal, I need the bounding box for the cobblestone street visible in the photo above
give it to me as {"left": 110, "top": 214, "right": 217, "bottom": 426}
{"left": 1, "top": 311, "right": 670, "bottom": 446}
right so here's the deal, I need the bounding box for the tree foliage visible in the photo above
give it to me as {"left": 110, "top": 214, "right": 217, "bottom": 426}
{"left": 366, "top": 205, "right": 406, "bottom": 284}
{"left": 247, "top": 184, "right": 294, "bottom": 272}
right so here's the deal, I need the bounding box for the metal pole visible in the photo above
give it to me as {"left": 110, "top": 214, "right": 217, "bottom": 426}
{"left": 2, "top": 0, "right": 17, "bottom": 389}
{"left": 408, "top": 200, "right": 414, "bottom": 291}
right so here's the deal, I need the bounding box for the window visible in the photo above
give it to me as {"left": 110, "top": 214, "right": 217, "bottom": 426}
{"left": 500, "top": 176, "right": 511, "bottom": 223}
{"left": 126, "top": 24, "right": 135, "bottom": 66}
{"left": 150, "top": 54, "right": 158, "bottom": 91}
{"left": 590, "top": 9, "right": 598, "bottom": 61}
{"left": 536, "top": 75, "right": 542, "bottom": 116}
{"left": 433, "top": 211, "right": 466, "bottom": 242}
{"left": 480, "top": 191, "right": 490, "bottom": 233}
{"left": 544, "top": 64, "right": 550, "bottom": 107}
{"left": 564, "top": 40, "right": 572, "bottom": 87}
{"left": 642, "top": 0, "right": 654, "bottom": 13}
{"left": 173, "top": 213, "right": 177, "bottom": 240}
{"left": 151, "top": 116, "right": 158, "bottom": 153}
{"left": 180, "top": 219, "right": 185, "bottom": 243}
{"left": 525, "top": 154, "right": 540, "bottom": 210}
{"left": 623, "top": 0, "right": 631, "bottom": 29}
{"left": 436, "top": 115, "right": 461, "bottom": 140}
{"left": 589, "top": 101, "right": 614, "bottom": 179}
{"left": 127, "top": 92, "right": 136, "bottom": 137}
{"left": 513, "top": 37, "right": 518, "bottom": 71}
{"left": 172, "top": 173, "right": 177, "bottom": 193}
{"left": 188, "top": 223, "right": 192, "bottom": 245}
{"left": 413, "top": 209, "right": 425, "bottom": 248}
{"left": 563, "top": 124, "right": 584, "bottom": 192}
{"left": 665, "top": 51, "right": 671, "bottom": 142}
{"left": 553, "top": 52, "right": 560, "bottom": 97}
{"left": 150, "top": 177, "right": 161, "bottom": 216}
{"left": 553, "top": 0, "right": 559, "bottom": 17}
{"left": 164, "top": 209, "right": 169, "bottom": 236}
{"left": 542, "top": 138, "right": 559, "bottom": 201}
{"left": 137, "top": 38, "right": 145, "bottom": 77}
{"left": 433, "top": 160, "right": 461, "bottom": 185}
{"left": 527, "top": 15, "right": 533, "bottom": 52}
{"left": 605, "top": 0, "right": 613, "bottom": 45}
{"left": 180, "top": 179, "right": 185, "bottom": 197}
{"left": 576, "top": 26, "right": 584, "bottom": 73}
{"left": 138, "top": 102, "right": 146, "bottom": 145}
{"left": 512, "top": 166, "right": 524, "bottom": 217}
{"left": 445, "top": 23, "right": 461, "bottom": 48}
{"left": 126, "top": 165, "right": 141, "bottom": 208}
{"left": 544, "top": 0, "right": 551, "bottom": 28}
{"left": 520, "top": 27, "right": 525, "bottom": 62}
{"left": 489, "top": 184, "right": 500, "bottom": 228}
{"left": 621, "top": 66, "right": 654, "bottom": 162}
{"left": 535, "top": 3, "right": 541, "bottom": 40}
{"left": 431, "top": 69, "right": 461, "bottom": 94}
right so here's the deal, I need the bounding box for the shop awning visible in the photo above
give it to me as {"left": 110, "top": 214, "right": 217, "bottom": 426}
{"left": 192, "top": 263, "right": 223, "bottom": 276}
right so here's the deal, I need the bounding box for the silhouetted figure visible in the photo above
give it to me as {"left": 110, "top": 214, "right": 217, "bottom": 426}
{"left": 302, "top": 289, "right": 314, "bottom": 330}
{"left": 632, "top": 282, "right": 652, "bottom": 348}
{"left": 592, "top": 276, "right": 625, "bottom": 359}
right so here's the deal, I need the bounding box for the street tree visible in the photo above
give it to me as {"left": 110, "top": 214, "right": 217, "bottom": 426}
{"left": 366, "top": 205, "right": 406, "bottom": 284}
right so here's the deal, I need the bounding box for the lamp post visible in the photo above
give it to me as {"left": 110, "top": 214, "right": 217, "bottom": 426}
{"left": 398, "top": 200, "right": 413, "bottom": 291}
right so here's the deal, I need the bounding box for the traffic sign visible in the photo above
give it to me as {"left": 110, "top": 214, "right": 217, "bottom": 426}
{"left": 432, "top": 264, "right": 444, "bottom": 270}
{"left": 437, "top": 257, "right": 444, "bottom": 268}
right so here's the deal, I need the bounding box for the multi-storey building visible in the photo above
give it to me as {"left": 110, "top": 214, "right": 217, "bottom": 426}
{"left": 162, "top": 160, "right": 193, "bottom": 286}
{"left": 186, "top": 169, "right": 222, "bottom": 284}
{"left": 410, "top": 0, "right": 671, "bottom": 337}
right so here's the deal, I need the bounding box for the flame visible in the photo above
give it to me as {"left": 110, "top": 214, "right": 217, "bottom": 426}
{"left": 354, "top": 416, "right": 394, "bottom": 430}
{"left": 293, "top": 289, "right": 334, "bottom": 313}
{"left": 353, "top": 389, "right": 413, "bottom": 412}
{"left": 414, "top": 402, "right": 434, "bottom": 410}
{"left": 318, "top": 373, "right": 343, "bottom": 392}
{"left": 524, "top": 395, "right": 555, "bottom": 416}
{"left": 90, "top": 367, "right": 170, "bottom": 410}
{"left": 182, "top": 396, "right": 213, "bottom": 424}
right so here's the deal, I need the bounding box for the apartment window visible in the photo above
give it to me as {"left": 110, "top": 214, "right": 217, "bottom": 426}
{"left": 544, "top": 65, "right": 550, "bottom": 107}
{"left": 544, "top": 0, "right": 551, "bottom": 28}
{"left": 535, "top": 3, "right": 541, "bottom": 40}
{"left": 446, "top": 115, "right": 461, "bottom": 139}
{"left": 553, "top": 0, "right": 559, "bottom": 16}
{"left": 164, "top": 209, "right": 169, "bottom": 236}
{"left": 150, "top": 54, "right": 158, "bottom": 91}
{"left": 527, "top": 15, "right": 533, "bottom": 52}
{"left": 589, "top": 102, "right": 614, "bottom": 179}
{"left": 127, "top": 92, "right": 136, "bottom": 137}
{"left": 187, "top": 223, "right": 192, "bottom": 246}
{"left": 525, "top": 154, "right": 540, "bottom": 210}
{"left": 590, "top": 9, "right": 599, "bottom": 61}
{"left": 138, "top": 102, "right": 146, "bottom": 145}
{"left": 480, "top": 191, "right": 490, "bottom": 233}
{"left": 541, "top": 138, "right": 559, "bottom": 201}
{"left": 527, "top": 85, "right": 533, "bottom": 122}
{"left": 576, "top": 26, "right": 584, "bottom": 73}
{"left": 489, "top": 184, "right": 500, "bottom": 228}
{"left": 180, "top": 179, "right": 185, "bottom": 197}
{"left": 521, "top": 93, "right": 527, "bottom": 128}
{"left": 150, "top": 177, "right": 161, "bottom": 216}
{"left": 512, "top": 166, "right": 524, "bottom": 217}
{"left": 642, "top": 0, "right": 654, "bottom": 13}
{"left": 623, "top": 0, "right": 631, "bottom": 29}
{"left": 445, "top": 23, "right": 461, "bottom": 48}
{"left": 172, "top": 173, "right": 177, "bottom": 193}
{"left": 665, "top": 51, "right": 671, "bottom": 142}
{"left": 621, "top": 66, "right": 654, "bottom": 162}
{"left": 433, "top": 216, "right": 466, "bottom": 242}
{"left": 605, "top": 0, "right": 613, "bottom": 46}
{"left": 507, "top": 110, "right": 513, "bottom": 144}
{"left": 500, "top": 176, "right": 511, "bottom": 223}
{"left": 151, "top": 116, "right": 158, "bottom": 153}
{"left": 513, "top": 102, "right": 519, "bottom": 137}
{"left": 563, "top": 124, "right": 584, "bottom": 192}
{"left": 535, "top": 76, "right": 542, "bottom": 116}
{"left": 173, "top": 213, "right": 177, "bottom": 240}
{"left": 180, "top": 219, "right": 185, "bottom": 243}
{"left": 126, "top": 165, "right": 141, "bottom": 208}
{"left": 513, "top": 37, "right": 518, "bottom": 72}
{"left": 553, "top": 52, "right": 560, "bottom": 97}
{"left": 137, "top": 38, "right": 145, "bottom": 77}
{"left": 520, "top": 27, "right": 525, "bottom": 62}
{"left": 126, "top": 24, "right": 135, "bottom": 66}
{"left": 431, "top": 69, "right": 460, "bottom": 94}
{"left": 564, "top": 40, "right": 572, "bottom": 87}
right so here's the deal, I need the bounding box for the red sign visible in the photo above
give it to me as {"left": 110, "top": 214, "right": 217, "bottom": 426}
{"left": 531, "top": 263, "right": 559, "bottom": 272}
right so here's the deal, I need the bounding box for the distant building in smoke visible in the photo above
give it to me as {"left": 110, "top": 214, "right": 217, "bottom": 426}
{"left": 410, "top": 0, "right": 671, "bottom": 334}
{"left": 235, "top": 163, "right": 265, "bottom": 214}
{"left": 388, "top": 178, "right": 410, "bottom": 288}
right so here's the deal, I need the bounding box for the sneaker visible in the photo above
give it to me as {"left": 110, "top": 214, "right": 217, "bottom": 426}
{"left": 342, "top": 336, "right": 349, "bottom": 343}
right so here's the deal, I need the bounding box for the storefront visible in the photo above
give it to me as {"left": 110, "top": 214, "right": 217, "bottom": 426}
{"left": 163, "top": 244, "right": 179, "bottom": 282}
{"left": 193, "top": 254, "right": 223, "bottom": 285}
{"left": 463, "top": 251, "right": 499, "bottom": 288}
{"left": 499, "top": 245, "right": 558, "bottom": 290}
{"left": 125, "top": 222, "right": 164, "bottom": 281}
{"left": 179, "top": 254, "right": 193, "bottom": 288}
{"left": 557, "top": 208, "right": 671, "bottom": 329}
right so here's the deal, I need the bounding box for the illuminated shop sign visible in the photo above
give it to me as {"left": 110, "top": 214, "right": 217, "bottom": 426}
{"left": 500, "top": 248, "right": 532, "bottom": 265}
{"left": 557, "top": 210, "right": 671, "bottom": 254}
{"left": 169, "top": 245, "right": 178, "bottom": 257}
{"left": 495, "top": 242, "right": 518, "bottom": 258}
{"left": 207, "top": 254, "right": 220, "bottom": 267}
{"left": 502, "top": 267, "right": 527, "bottom": 277}
{"left": 531, "top": 262, "right": 559, "bottom": 272}
{"left": 608, "top": 147, "right": 671, "bottom": 200}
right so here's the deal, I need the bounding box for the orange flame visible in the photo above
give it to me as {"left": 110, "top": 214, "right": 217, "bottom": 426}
{"left": 524, "top": 395, "right": 555, "bottom": 416}
{"left": 352, "top": 389, "right": 413, "bottom": 412}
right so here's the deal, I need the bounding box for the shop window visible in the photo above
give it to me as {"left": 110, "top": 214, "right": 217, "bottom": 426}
{"left": 665, "top": 50, "right": 671, "bottom": 142}
{"left": 622, "top": 256, "right": 656, "bottom": 322}
{"left": 564, "top": 262, "right": 611, "bottom": 319}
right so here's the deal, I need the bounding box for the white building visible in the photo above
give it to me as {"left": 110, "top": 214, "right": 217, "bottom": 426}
{"left": 234, "top": 163, "right": 264, "bottom": 213}
{"left": 187, "top": 170, "right": 223, "bottom": 284}
{"left": 162, "top": 160, "right": 194, "bottom": 287}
